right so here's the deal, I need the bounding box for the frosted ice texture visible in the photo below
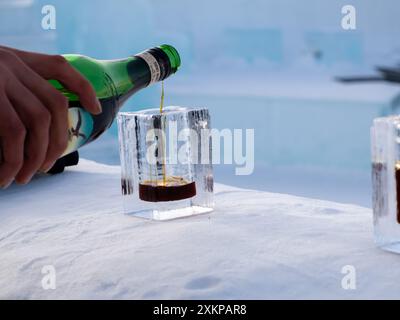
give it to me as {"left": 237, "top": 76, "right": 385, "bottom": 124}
{"left": 117, "top": 107, "right": 214, "bottom": 220}
{"left": 371, "top": 116, "right": 400, "bottom": 252}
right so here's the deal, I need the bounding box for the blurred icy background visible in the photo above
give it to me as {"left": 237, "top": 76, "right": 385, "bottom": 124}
{"left": 2, "top": 0, "right": 400, "bottom": 206}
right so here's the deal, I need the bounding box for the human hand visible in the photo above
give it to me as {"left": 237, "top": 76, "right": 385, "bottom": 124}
{"left": 0, "top": 47, "right": 101, "bottom": 188}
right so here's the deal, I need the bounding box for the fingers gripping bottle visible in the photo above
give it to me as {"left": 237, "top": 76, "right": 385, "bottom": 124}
{"left": 48, "top": 45, "right": 181, "bottom": 173}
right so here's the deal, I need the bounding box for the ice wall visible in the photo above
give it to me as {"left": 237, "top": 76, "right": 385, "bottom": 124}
{"left": 2, "top": 0, "right": 400, "bottom": 73}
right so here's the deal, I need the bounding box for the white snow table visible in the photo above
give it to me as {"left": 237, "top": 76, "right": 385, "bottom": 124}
{"left": 0, "top": 160, "right": 398, "bottom": 299}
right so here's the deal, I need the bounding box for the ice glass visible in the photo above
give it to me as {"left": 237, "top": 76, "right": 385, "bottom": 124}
{"left": 371, "top": 115, "right": 400, "bottom": 252}
{"left": 117, "top": 106, "right": 214, "bottom": 220}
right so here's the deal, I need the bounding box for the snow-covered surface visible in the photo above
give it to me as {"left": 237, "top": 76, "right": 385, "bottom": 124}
{"left": 0, "top": 159, "right": 399, "bottom": 299}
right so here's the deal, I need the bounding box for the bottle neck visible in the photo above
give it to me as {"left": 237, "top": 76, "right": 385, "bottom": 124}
{"left": 107, "top": 46, "right": 179, "bottom": 105}
{"left": 135, "top": 47, "right": 177, "bottom": 83}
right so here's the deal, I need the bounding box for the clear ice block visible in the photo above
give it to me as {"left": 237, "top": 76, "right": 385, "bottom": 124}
{"left": 371, "top": 115, "right": 400, "bottom": 252}
{"left": 117, "top": 106, "right": 214, "bottom": 220}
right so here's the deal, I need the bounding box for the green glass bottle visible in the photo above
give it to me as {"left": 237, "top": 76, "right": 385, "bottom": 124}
{"left": 51, "top": 44, "right": 180, "bottom": 159}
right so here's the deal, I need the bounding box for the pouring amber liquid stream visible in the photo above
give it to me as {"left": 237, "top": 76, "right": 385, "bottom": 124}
{"left": 138, "top": 82, "right": 197, "bottom": 202}
{"left": 159, "top": 81, "right": 167, "bottom": 185}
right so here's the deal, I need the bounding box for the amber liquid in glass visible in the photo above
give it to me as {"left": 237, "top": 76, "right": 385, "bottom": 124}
{"left": 139, "top": 82, "right": 196, "bottom": 202}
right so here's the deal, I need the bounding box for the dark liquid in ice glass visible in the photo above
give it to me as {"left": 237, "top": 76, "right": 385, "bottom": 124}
{"left": 137, "top": 85, "right": 198, "bottom": 202}
{"left": 139, "top": 176, "right": 196, "bottom": 202}
{"left": 396, "top": 163, "right": 400, "bottom": 224}
{"left": 373, "top": 162, "right": 400, "bottom": 224}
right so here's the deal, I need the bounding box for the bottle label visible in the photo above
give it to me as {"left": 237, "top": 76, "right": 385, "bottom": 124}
{"left": 63, "top": 107, "right": 94, "bottom": 156}
{"left": 136, "top": 51, "right": 161, "bottom": 85}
